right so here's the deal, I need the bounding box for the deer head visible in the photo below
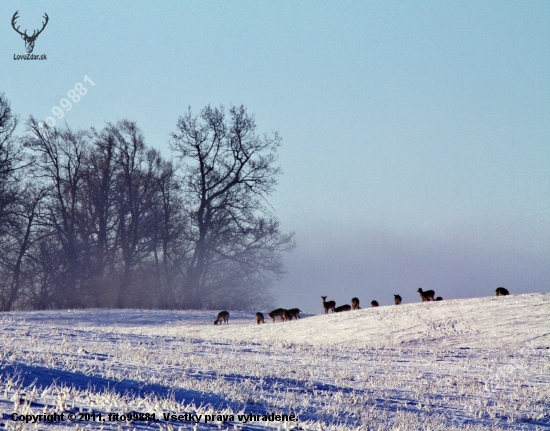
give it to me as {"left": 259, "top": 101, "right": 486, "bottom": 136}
{"left": 12, "top": 11, "right": 49, "bottom": 54}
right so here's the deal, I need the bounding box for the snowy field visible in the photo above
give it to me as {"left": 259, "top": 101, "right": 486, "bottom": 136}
{"left": 1, "top": 293, "right": 549, "bottom": 430}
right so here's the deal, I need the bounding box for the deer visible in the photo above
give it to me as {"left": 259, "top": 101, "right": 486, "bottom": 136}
{"left": 214, "top": 310, "right": 229, "bottom": 325}
{"left": 256, "top": 312, "right": 265, "bottom": 324}
{"left": 12, "top": 11, "right": 49, "bottom": 54}
{"left": 371, "top": 300, "right": 379, "bottom": 307}
{"left": 351, "top": 297, "right": 361, "bottom": 309}
{"left": 435, "top": 297, "right": 443, "bottom": 301}
{"left": 394, "top": 294, "right": 402, "bottom": 305}
{"left": 284, "top": 308, "right": 301, "bottom": 321}
{"left": 495, "top": 287, "right": 510, "bottom": 296}
{"left": 334, "top": 304, "right": 352, "bottom": 312}
{"left": 268, "top": 308, "right": 287, "bottom": 322}
{"left": 417, "top": 288, "right": 435, "bottom": 302}
{"left": 321, "top": 296, "right": 336, "bottom": 314}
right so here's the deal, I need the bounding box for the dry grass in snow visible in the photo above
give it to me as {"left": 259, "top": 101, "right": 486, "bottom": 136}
{"left": 0, "top": 293, "right": 549, "bottom": 430}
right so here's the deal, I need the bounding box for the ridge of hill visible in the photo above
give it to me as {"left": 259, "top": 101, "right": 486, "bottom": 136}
{"left": 9, "top": 292, "right": 548, "bottom": 349}
{"left": 180, "top": 292, "right": 550, "bottom": 348}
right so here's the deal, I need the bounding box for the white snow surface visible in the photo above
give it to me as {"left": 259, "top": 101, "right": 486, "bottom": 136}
{"left": 1, "top": 293, "right": 549, "bottom": 430}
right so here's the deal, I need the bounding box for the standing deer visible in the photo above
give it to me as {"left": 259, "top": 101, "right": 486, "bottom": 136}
{"left": 394, "top": 294, "right": 402, "bottom": 305}
{"left": 371, "top": 300, "right": 379, "bottom": 307}
{"left": 417, "top": 288, "right": 435, "bottom": 302}
{"left": 12, "top": 11, "right": 49, "bottom": 54}
{"left": 268, "top": 308, "right": 287, "bottom": 322}
{"left": 351, "top": 297, "right": 361, "bottom": 310}
{"left": 495, "top": 287, "right": 510, "bottom": 296}
{"left": 214, "top": 311, "right": 229, "bottom": 325}
{"left": 321, "top": 296, "right": 336, "bottom": 314}
{"left": 256, "top": 312, "right": 265, "bottom": 324}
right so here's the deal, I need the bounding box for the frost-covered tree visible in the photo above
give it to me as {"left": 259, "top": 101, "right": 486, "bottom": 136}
{"left": 171, "top": 105, "right": 295, "bottom": 309}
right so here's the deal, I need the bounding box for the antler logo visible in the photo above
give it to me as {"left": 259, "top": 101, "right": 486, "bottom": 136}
{"left": 11, "top": 11, "right": 49, "bottom": 54}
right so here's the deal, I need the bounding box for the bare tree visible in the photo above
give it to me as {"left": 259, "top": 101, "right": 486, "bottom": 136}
{"left": 149, "top": 158, "right": 190, "bottom": 308}
{"left": 0, "top": 94, "right": 39, "bottom": 311}
{"left": 80, "top": 126, "right": 120, "bottom": 306}
{"left": 0, "top": 184, "right": 48, "bottom": 311}
{"left": 0, "top": 93, "right": 24, "bottom": 237}
{"left": 26, "top": 118, "right": 89, "bottom": 308}
{"left": 171, "top": 105, "right": 294, "bottom": 309}
{"left": 109, "top": 120, "right": 161, "bottom": 307}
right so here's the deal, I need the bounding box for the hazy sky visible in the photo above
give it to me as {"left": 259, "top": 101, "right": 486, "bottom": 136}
{"left": 1, "top": 1, "right": 548, "bottom": 312}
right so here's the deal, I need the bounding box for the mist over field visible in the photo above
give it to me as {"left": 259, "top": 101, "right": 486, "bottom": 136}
{"left": 281, "top": 226, "right": 550, "bottom": 312}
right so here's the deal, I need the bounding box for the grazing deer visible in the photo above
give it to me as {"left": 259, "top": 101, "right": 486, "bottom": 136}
{"left": 394, "top": 294, "right": 402, "bottom": 305}
{"left": 321, "top": 296, "right": 336, "bottom": 314}
{"left": 417, "top": 288, "right": 435, "bottom": 302}
{"left": 495, "top": 287, "right": 510, "bottom": 296}
{"left": 435, "top": 297, "right": 443, "bottom": 301}
{"left": 351, "top": 297, "right": 361, "bottom": 310}
{"left": 334, "top": 304, "right": 352, "bottom": 312}
{"left": 268, "top": 308, "right": 287, "bottom": 322}
{"left": 214, "top": 310, "right": 229, "bottom": 325}
{"left": 256, "top": 312, "right": 265, "bottom": 324}
{"left": 285, "top": 308, "right": 301, "bottom": 321}
{"left": 371, "top": 300, "right": 379, "bottom": 307}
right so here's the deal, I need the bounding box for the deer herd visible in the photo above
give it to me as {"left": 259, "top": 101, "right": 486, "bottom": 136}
{"left": 214, "top": 287, "right": 511, "bottom": 325}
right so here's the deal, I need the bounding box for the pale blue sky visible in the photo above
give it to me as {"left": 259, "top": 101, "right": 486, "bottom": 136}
{"left": 1, "top": 1, "right": 548, "bottom": 312}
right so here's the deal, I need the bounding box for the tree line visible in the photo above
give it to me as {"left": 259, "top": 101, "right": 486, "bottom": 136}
{"left": 0, "top": 94, "right": 294, "bottom": 311}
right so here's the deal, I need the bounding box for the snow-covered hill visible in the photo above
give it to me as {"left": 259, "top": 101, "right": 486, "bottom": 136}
{"left": 14, "top": 292, "right": 548, "bottom": 348}
{"left": 1, "top": 293, "right": 549, "bottom": 430}
{"left": 240, "top": 292, "right": 550, "bottom": 348}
